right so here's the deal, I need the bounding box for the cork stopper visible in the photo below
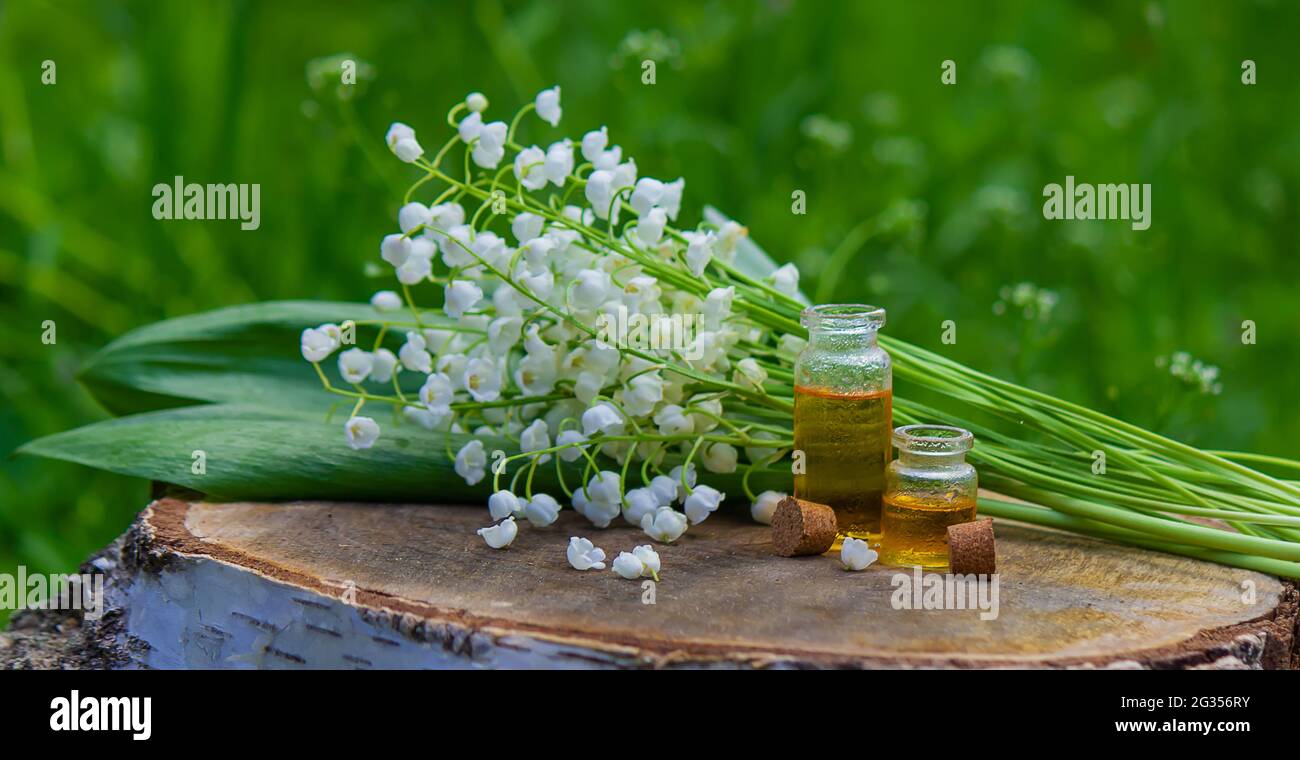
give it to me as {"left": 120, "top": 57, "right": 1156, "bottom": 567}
{"left": 772, "top": 496, "right": 838, "bottom": 557}
{"left": 947, "top": 518, "right": 996, "bottom": 574}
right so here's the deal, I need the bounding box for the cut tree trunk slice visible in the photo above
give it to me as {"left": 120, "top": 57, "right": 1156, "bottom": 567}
{"left": 76, "top": 497, "right": 1297, "bottom": 669}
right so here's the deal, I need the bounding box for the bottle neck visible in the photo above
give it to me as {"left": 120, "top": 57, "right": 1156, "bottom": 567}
{"left": 807, "top": 327, "right": 879, "bottom": 351}
{"left": 897, "top": 450, "right": 968, "bottom": 468}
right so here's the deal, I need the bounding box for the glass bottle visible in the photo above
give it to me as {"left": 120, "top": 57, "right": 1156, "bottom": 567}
{"left": 880, "top": 425, "right": 978, "bottom": 568}
{"left": 793, "top": 304, "right": 892, "bottom": 544}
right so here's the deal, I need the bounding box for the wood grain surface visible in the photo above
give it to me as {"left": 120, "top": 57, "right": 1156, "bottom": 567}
{"left": 99, "top": 497, "right": 1297, "bottom": 669}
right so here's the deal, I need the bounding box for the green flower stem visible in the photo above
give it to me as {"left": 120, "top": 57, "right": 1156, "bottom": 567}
{"left": 979, "top": 498, "right": 1300, "bottom": 579}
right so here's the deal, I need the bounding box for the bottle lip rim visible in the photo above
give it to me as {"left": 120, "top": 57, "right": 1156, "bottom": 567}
{"left": 893, "top": 424, "right": 974, "bottom": 453}
{"left": 800, "top": 303, "right": 886, "bottom": 330}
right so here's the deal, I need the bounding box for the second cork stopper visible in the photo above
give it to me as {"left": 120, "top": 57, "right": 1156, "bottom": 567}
{"left": 772, "top": 496, "right": 839, "bottom": 557}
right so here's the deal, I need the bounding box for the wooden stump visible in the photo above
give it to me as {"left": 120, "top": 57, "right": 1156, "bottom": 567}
{"left": 20, "top": 497, "right": 1298, "bottom": 669}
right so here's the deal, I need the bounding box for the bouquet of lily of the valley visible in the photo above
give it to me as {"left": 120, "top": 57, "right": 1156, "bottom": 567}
{"left": 289, "top": 85, "right": 1300, "bottom": 574}
{"left": 303, "top": 87, "right": 806, "bottom": 549}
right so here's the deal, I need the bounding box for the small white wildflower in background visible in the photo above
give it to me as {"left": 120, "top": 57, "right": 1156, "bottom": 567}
{"left": 386, "top": 122, "right": 423, "bottom": 163}
{"left": 1157, "top": 351, "right": 1224, "bottom": 396}
{"left": 478, "top": 517, "right": 518, "bottom": 549}
{"left": 641, "top": 506, "right": 688, "bottom": 543}
{"left": 750, "top": 490, "right": 786, "bottom": 525}
{"left": 683, "top": 484, "right": 725, "bottom": 524}
{"left": 535, "top": 85, "right": 562, "bottom": 126}
{"left": 455, "top": 439, "right": 487, "bottom": 485}
{"left": 338, "top": 348, "right": 374, "bottom": 384}
{"left": 840, "top": 537, "right": 878, "bottom": 571}
{"left": 465, "top": 91, "right": 489, "bottom": 113}
{"left": 993, "top": 282, "right": 1059, "bottom": 321}
{"left": 344, "top": 416, "right": 380, "bottom": 450}
{"left": 567, "top": 537, "right": 606, "bottom": 570}
{"left": 489, "top": 489, "right": 523, "bottom": 521}
{"left": 370, "top": 290, "right": 403, "bottom": 312}
{"left": 525, "top": 493, "right": 561, "bottom": 527}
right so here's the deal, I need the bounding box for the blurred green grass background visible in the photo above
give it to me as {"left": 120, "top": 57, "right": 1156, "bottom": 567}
{"left": 2, "top": 0, "right": 1298, "bottom": 623}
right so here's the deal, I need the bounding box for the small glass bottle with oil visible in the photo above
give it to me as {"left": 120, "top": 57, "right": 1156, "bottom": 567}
{"left": 880, "top": 425, "right": 978, "bottom": 568}
{"left": 793, "top": 304, "right": 892, "bottom": 545}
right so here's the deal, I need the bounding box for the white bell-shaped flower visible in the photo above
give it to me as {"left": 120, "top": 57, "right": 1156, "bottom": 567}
{"left": 840, "top": 537, "right": 879, "bottom": 571}
{"left": 567, "top": 537, "right": 606, "bottom": 570}
{"left": 750, "top": 490, "right": 786, "bottom": 525}
{"left": 640, "top": 507, "right": 688, "bottom": 543}
{"left": 535, "top": 86, "right": 562, "bottom": 126}
{"left": 477, "top": 517, "right": 518, "bottom": 549}
{"left": 611, "top": 551, "right": 643, "bottom": 579}
{"left": 463, "top": 357, "right": 502, "bottom": 402}
{"left": 455, "top": 439, "right": 487, "bottom": 485}
{"left": 338, "top": 348, "right": 374, "bottom": 384}
{"left": 621, "top": 487, "right": 661, "bottom": 526}
{"left": 369, "top": 348, "right": 399, "bottom": 384}
{"left": 683, "top": 484, "right": 725, "bottom": 524}
{"left": 398, "top": 332, "right": 432, "bottom": 373}
{"left": 519, "top": 419, "right": 551, "bottom": 464}
{"left": 554, "top": 429, "right": 587, "bottom": 462}
{"left": 419, "top": 372, "right": 454, "bottom": 414}
{"left": 344, "top": 416, "right": 380, "bottom": 450}
{"left": 488, "top": 490, "right": 523, "bottom": 521}
{"left": 514, "top": 145, "right": 547, "bottom": 191}
{"left": 524, "top": 493, "right": 561, "bottom": 527}
{"left": 443, "top": 280, "right": 483, "bottom": 319}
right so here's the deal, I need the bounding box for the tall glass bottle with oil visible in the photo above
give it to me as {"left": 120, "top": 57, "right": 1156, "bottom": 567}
{"left": 792, "top": 304, "right": 892, "bottom": 545}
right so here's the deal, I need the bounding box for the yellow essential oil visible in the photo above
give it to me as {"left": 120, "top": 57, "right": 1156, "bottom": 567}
{"left": 879, "top": 492, "right": 978, "bottom": 568}
{"left": 793, "top": 385, "right": 893, "bottom": 542}
{"left": 880, "top": 424, "right": 979, "bottom": 568}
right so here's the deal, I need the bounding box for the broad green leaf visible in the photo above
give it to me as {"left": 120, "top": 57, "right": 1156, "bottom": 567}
{"left": 18, "top": 403, "right": 788, "bottom": 504}
{"left": 79, "top": 300, "right": 449, "bottom": 416}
